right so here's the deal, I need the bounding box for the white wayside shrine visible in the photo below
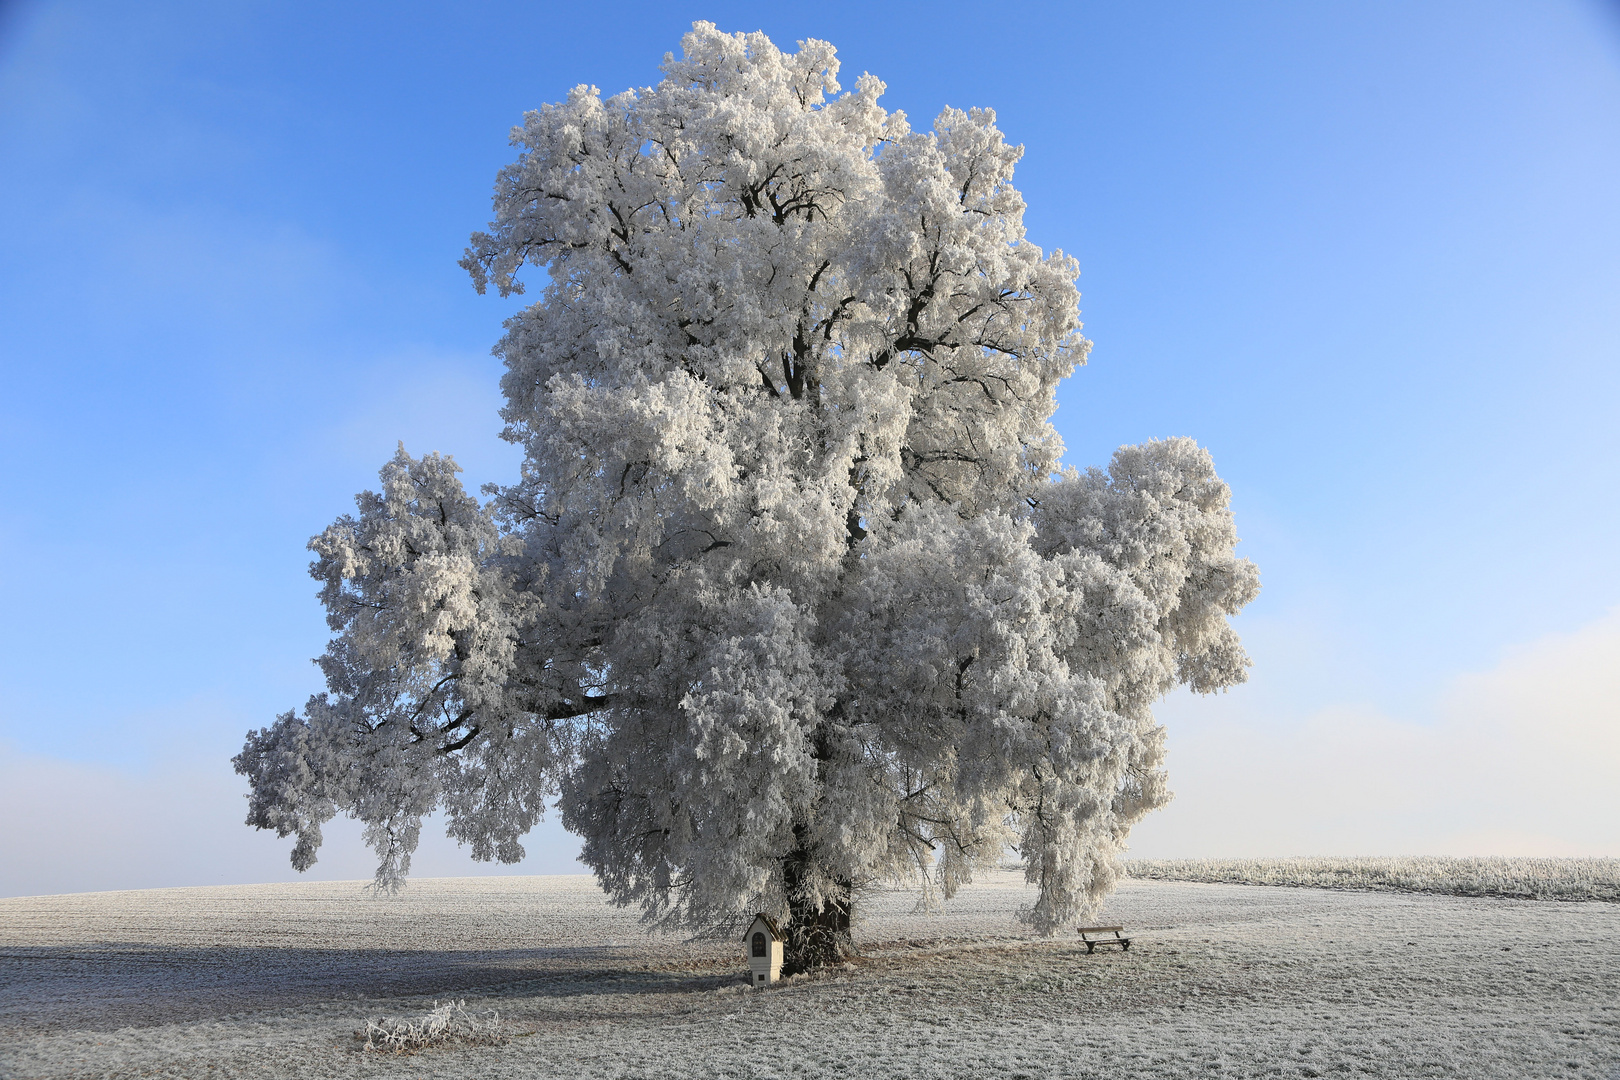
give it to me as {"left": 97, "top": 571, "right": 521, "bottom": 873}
{"left": 746, "top": 914, "right": 784, "bottom": 985}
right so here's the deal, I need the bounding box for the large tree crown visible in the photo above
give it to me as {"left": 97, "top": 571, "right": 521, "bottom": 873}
{"left": 462, "top": 22, "right": 1083, "bottom": 532}
{"left": 236, "top": 24, "right": 1257, "bottom": 944}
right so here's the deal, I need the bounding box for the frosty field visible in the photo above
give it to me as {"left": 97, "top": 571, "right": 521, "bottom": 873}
{"left": 2, "top": 870, "right": 1617, "bottom": 1079}
{"left": 1126, "top": 857, "right": 1620, "bottom": 902}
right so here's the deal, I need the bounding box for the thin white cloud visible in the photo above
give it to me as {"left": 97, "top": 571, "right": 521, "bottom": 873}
{"left": 0, "top": 740, "right": 583, "bottom": 899}
{"left": 1129, "top": 608, "right": 1620, "bottom": 857}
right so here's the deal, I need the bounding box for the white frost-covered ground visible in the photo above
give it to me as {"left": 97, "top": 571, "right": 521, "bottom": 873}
{"left": 2, "top": 872, "right": 1617, "bottom": 1079}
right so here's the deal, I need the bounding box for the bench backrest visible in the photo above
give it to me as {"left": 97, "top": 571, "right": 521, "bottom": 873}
{"left": 1076, "top": 926, "right": 1125, "bottom": 934}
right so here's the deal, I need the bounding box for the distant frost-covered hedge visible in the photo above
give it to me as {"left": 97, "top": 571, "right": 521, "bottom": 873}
{"left": 1123, "top": 857, "right": 1620, "bottom": 902}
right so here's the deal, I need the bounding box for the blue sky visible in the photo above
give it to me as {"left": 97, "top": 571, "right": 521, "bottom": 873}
{"left": 2, "top": 0, "right": 1617, "bottom": 896}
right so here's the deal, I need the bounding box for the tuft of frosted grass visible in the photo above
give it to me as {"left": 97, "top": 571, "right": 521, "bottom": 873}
{"left": 356, "top": 1000, "right": 505, "bottom": 1053}
{"left": 1124, "top": 856, "right": 1620, "bottom": 901}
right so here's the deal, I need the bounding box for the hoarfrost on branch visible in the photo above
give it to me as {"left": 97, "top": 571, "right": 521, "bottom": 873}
{"left": 234, "top": 22, "right": 1259, "bottom": 968}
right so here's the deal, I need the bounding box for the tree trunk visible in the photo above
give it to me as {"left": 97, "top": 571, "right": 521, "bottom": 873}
{"left": 780, "top": 834, "right": 853, "bottom": 974}
{"left": 782, "top": 884, "right": 852, "bottom": 974}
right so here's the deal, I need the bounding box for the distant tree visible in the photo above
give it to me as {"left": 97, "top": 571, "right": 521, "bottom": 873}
{"left": 234, "top": 23, "right": 1258, "bottom": 971}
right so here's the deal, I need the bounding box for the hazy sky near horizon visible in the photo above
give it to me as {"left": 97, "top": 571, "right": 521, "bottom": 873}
{"left": 2, "top": 0, "right": 1617, "bottom": 898}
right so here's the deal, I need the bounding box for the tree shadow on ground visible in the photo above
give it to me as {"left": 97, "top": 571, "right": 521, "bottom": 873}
{"left": 0, "top": 943, "right": 740, "bottom": 1032}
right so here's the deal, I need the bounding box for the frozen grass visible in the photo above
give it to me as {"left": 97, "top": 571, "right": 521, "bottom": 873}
{"left": 3, "top": 872, "right": 1618, "bottom": 1078}
{"left": 356, "top": 999, "right": 504, "bottom": 1053}
{"left": 1124, "top": 856, "right": 1620, "bottom": 901}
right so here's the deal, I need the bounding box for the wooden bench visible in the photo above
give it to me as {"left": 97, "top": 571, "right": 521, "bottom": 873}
{"left": 1076, "top": 925, "right": 1131, "bottom": 953}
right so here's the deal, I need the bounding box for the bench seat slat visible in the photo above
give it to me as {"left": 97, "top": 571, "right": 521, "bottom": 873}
{"left": 1075, "top": 925, "right": 1132, "bottom": 953}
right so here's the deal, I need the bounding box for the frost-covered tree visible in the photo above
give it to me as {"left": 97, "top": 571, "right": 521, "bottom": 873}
{"left": 234, "top": 23, "right": 1259, "bottom": 971}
